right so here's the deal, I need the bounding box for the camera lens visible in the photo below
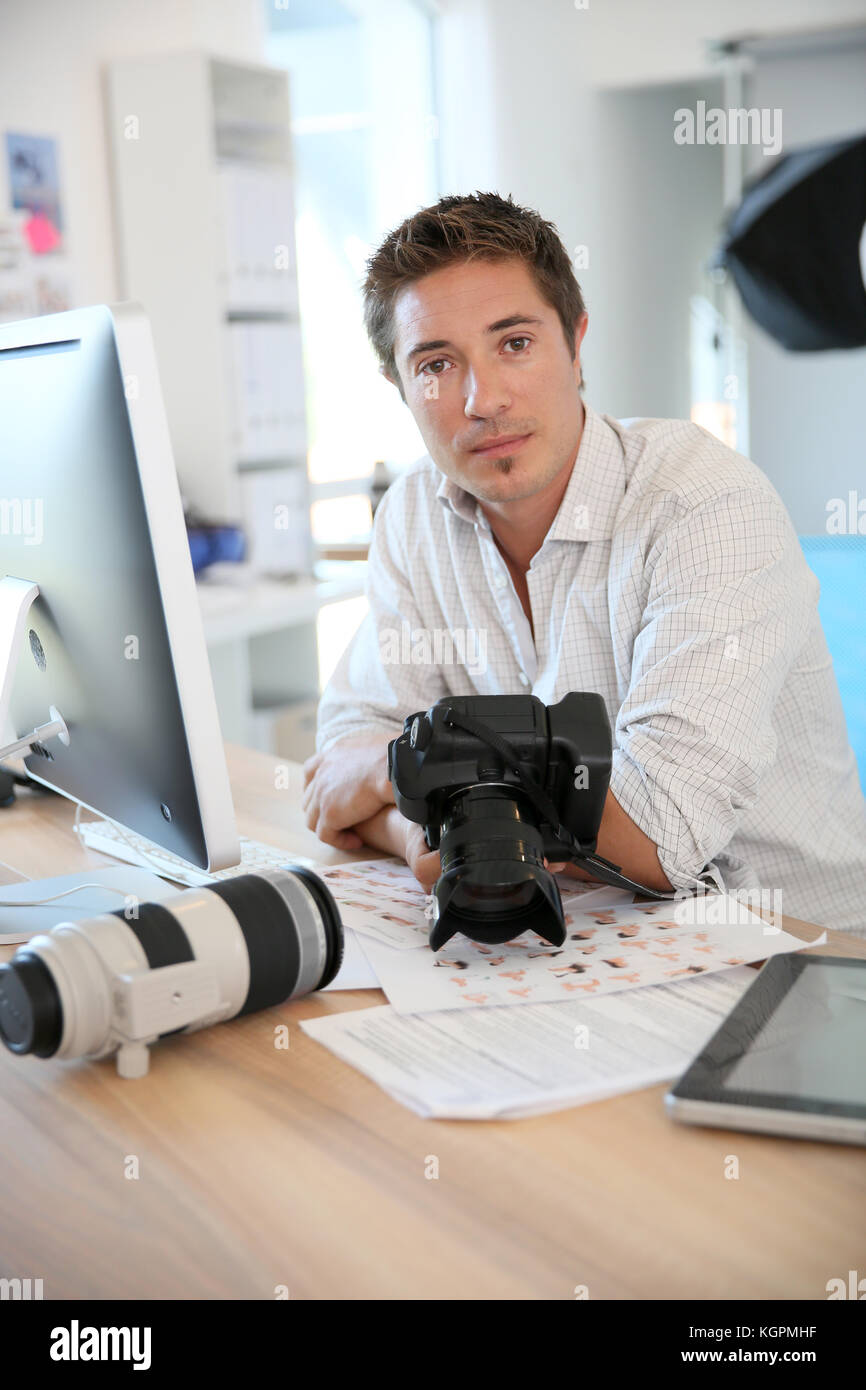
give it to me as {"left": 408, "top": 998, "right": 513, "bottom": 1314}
{"left": 0, "top": 952, "right": 64, "bottom": 1056}
{"left": 454, "top": 880, "right": 538, "bottom": 910}
{"left": 205, "top": 867, "right": 343, "bottom": 1012}
{"left": 0, "top": 866, "right": 343, "bottom": 1068}
{"left": 431, "top": 785, "right": 566, "bottom": 949}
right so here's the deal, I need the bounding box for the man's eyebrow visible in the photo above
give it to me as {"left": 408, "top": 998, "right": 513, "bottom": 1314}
{"left": 486, "top": 314, "right": 544, "bottom": 333}
{"left": 404, "top": 315, "right": 544, "bottom": 363}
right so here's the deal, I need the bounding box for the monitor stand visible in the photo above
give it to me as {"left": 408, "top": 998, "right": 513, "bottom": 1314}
{"left": 0, "top": 575, "right": 70, "bottom": 760}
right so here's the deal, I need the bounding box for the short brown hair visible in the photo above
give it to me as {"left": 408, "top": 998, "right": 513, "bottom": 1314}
{"left": 363, "top": 191, "right": 586, "bottom": 395}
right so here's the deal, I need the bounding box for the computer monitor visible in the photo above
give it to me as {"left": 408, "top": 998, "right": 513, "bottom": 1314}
{"left": 0, "top": 302, "right": 239, "bottom": 871}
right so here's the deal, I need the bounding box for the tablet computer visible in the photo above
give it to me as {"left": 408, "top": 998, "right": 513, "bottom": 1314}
{"left": 665, "top": 954, "right": 866, "bottom": 1145}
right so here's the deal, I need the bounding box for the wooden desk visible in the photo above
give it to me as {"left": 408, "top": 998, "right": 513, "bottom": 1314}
{"left": 1, "top": 743, "right": 864, "bottom": 1300}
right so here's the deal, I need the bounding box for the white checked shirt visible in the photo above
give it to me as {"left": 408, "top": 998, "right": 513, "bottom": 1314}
{"left": 317, "top": 403, "right": 866, "bottom": 934}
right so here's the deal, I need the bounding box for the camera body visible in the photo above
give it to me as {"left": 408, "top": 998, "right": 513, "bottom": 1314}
{"left": 388, "top": 692, "right": 613, "bottom": 949}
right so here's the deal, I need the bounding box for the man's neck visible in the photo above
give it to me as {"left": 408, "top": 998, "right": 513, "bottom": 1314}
{"left": 479, "top": 401, "right": 585, "bottom": 573}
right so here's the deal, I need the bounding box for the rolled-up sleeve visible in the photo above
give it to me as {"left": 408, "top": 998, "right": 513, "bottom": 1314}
{"left": 609, "top": 487, "right": 812, "bottom": 891}
{"left": 316, "top": 482, "right": 450, "bottom": 753}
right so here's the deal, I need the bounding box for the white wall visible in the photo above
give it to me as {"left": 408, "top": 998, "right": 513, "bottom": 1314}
{"left": 5, "top": 0, "right": 862, "bottom": 528}
{"left": 435, "top": 0, "right": 866, "bottom": 498}
{"left": 436, "top": 0, "right": 595, "bottom": 249}
{"left": 435, "top": 0, "right": 724, "bottom": 423}
{"left": 583, "top": 80, "right": 724, "bottom": 421}
{"left": 743, "top": 42, "right": 866, "bottom": 533}
{"left": 580, "top": 0, "right": 866, "bottom": 89}
{"left": 0, "top": 0, "right": 266, "bottom": 309}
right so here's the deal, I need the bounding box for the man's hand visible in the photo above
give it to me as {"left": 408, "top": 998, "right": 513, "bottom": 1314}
{"left": 302, "top": 732, "right": 396, "bottom": 851}
{"left": 400, "top": 822, "right": 441, "bottom": 890}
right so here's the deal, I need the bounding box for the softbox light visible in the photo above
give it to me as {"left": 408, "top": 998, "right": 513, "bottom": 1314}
{"left": 718, "top": 132, "right": 866, "bottom": 351}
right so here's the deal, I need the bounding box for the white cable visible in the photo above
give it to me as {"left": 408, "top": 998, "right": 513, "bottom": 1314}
{"left": 0, "top": 882, "right": 133, "bottom": 908}
{"left": 0, "top": 800, "right": 158, "bottom": 909}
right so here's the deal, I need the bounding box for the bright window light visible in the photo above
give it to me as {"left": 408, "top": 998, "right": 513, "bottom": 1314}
{"left": 266, "top": 0, "right": 439, "bottom": 531}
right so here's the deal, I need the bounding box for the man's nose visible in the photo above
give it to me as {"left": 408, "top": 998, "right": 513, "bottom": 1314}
{"left": 463, "top": 363, "right": 511, "bottom": 419}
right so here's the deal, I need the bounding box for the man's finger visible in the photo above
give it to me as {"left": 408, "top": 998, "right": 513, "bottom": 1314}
{"left": 409, "top": 849, "right": 441, "bottom": 890}
{"left": 302, "top": 754, "right": 320, "bottom": 788}
{"left": 313, "top": 822, "right": 343, "bottom": 849}
{"left": 315, "top": 822, "right": 362, "bottom": 851}
{"left": 333, "top": 829, "right": 363, "bottom": 851}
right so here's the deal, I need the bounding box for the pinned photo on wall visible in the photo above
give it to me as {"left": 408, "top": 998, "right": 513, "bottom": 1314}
{"left": 5, "top": 131, "right": 64, "bottom": 254}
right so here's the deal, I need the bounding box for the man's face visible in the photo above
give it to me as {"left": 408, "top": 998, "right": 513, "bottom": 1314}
{"left": 388, "top": 256, "right": 588, "bottom": 505}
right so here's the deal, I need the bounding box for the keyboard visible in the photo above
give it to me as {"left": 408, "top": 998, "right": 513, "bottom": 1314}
{"left": 77, "top": 817, "right": 318, "bottom": 888}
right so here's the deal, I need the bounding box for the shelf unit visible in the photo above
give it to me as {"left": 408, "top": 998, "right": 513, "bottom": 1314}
{"left": 197, "top": 566, "right": 366, "bottom": 754}
{"left": 106, "top": 52, "right": 350, "bottom": 759}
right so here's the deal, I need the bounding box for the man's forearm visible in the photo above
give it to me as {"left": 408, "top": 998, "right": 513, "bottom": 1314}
{"left": 353, "top": 805, "right": 405, "bottom": 857}
{"left": 594, "top": 788, "right": 672, "bottom": 891}
{"left": 354, "top": 789, "right": 671, "bottom": 893}
{"left": 313, "top": 729, "right": 672, "bottom": 893}
{"left": 353, "top": 805, "right": 440, "bottom": 888}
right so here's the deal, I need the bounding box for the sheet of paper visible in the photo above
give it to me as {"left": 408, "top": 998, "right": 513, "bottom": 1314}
{"left": 321, "top": 926, "right": 380, "bottom": 991}
{"left": 301, "top": 965, "right": 760, "bottom": 1119}
{"left": 317, "top": 856, "right": 627, "bottom": 949}
{"left": 316, "top": 858, "right": 432, "bottom": 947}
{"left": 357, "top": 894, "right": 822, "bottom": 1015}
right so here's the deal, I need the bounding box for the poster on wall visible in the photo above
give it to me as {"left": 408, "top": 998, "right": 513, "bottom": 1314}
{"left": 0, "top": 131, "right": 72, "bottom": 322}
{"left": 5, "top": 131, "right": 64, "bottom": 252}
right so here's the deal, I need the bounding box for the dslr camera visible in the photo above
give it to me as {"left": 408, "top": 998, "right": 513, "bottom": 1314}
{"left": 388, "top": 692, "right": 666, "bottom": 950}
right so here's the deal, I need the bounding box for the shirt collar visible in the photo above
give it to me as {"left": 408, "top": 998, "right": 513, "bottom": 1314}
{"left": 435, "top": 401, "right": 627, "bottom": 542}
{"left": 546, "top": 401, "right": 627, "bottom": 543}
{"left": 436, "top": 467, "right": 479, "bottom": 525}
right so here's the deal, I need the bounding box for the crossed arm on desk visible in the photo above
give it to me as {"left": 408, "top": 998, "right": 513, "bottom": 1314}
{"left": 301, "top": 729, "right": 673, "bottom": 893}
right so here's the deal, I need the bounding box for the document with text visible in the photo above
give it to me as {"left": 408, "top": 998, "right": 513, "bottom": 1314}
{"left": 302, "top": 965, "right": 761, "bottom": 1119}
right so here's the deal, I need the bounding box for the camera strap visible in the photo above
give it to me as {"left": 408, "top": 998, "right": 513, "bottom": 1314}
{"left": 442, "top": 707, "right": 674, "bottom": 902}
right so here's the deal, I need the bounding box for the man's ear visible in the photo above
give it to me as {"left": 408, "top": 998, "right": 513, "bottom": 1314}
{"left": 573, "top": 311, "right": 589, "bottom": 359}
{"left": 573, "top": 312, "right": 589, "bottom": 388}
{"left": 379, "top": 361, "right": 406, "bottom": 404}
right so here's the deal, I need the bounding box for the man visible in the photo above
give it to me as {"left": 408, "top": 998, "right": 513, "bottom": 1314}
{"left": 303, "top": 191, "right": 866, "bottom": 932}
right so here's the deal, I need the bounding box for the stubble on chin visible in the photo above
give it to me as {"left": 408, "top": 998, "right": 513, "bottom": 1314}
{"left": 444, "top": 443, "right": 557, "bottom": 503}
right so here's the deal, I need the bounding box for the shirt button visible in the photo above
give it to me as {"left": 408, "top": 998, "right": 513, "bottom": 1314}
{"left": 494, "top": 572, "right": 507, "bottom": 589}
{"left": 519, "top": 672, "right": 530, "bottom": 686}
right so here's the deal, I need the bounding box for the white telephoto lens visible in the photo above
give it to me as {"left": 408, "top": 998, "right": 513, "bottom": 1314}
{"left": 0, "top": 868, "right": 343, "bottom": 1077}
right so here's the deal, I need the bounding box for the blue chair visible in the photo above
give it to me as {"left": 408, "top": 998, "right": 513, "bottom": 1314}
{"left": 799, "top": 535, "right": 866, "bottom": 793}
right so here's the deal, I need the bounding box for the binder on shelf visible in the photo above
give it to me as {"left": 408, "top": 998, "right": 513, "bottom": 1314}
{"left": 226, "top": 320, "right": 308, "bottom": 463}
{"left": 216, "top": 163, "right": 299, "bottom": 313}
{"left": 240, "top": 466, "right": 311, "bottom": 578}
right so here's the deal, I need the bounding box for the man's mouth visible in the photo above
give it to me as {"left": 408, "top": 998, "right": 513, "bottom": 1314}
{"left": 469, "top": 433, "right": 533, "bottom": 458}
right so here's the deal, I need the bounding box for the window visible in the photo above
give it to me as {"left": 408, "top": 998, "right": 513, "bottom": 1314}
{"left": 265, "top": 0, "right": 439, "bottom": 548}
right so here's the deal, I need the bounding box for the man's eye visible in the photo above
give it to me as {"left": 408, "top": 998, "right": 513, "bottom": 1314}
{"left": 505, "top": 336, "right": 531, "bottom": 352}
{"left": 421, "top": 359, "right": 449, "bottom": 375}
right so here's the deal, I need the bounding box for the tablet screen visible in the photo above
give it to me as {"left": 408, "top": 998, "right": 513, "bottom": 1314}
{"left": 723, "top": 961, "right": 866, "bottom": 1105}
{"left": 671, "top": 954, "right": 866, "bottom": 1117}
